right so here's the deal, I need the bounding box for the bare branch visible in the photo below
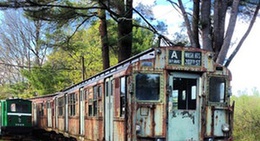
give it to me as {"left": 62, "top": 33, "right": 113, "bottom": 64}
{"left": 217, "top": 0, "right": 240, "bottom": 64}
{"left": 225, "top": 1, "right": 260, "bottom": 67}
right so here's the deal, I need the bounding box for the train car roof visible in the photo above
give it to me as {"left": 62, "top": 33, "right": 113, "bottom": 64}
{"left": 30, "top": 92, "right": 60, "bottom": 100}
{"left": 0, "top": 98, "right": 32, "bottom": 103}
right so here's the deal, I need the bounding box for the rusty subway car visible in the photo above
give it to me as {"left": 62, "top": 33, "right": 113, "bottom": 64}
{"left": 30, "top": 46, "right": 234, "bottom": 141}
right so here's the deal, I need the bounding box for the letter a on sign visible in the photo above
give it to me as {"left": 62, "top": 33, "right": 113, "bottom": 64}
{"left": 168, "top": 50, "right": 181, "bottom": 65}
{"left": 171, "top": 51, "right": 178, "bottom": 59}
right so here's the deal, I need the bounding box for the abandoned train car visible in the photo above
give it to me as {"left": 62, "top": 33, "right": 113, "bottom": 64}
{"left": 31, "top": 46, "right": 234, "bottom": 141}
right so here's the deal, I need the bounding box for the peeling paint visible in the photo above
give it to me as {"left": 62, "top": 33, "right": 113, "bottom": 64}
{"left": 181, "top": 111, "right": 195, "bottom": 124}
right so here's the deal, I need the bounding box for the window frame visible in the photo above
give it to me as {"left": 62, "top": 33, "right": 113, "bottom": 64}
{"left": 58, "top": 97, "right": 64, "bottom": 116}
{"left": 172, "top": 77, "right": 197, "bottom": 110}
{"left": 120, "top": 76, "right": 127, "bottom": 117}
{"left": 135, "top": 73, "right": 161, "bottom": 101}
{"left": 208, "top": 76, "right": 228, "bottom": 105}
{"left": 68, "top": 93, "right": 77, "bottom": 116}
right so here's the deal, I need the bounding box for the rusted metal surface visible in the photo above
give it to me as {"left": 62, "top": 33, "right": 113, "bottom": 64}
{"left": 68, "top": 117, "right": 79, "bottom": 136}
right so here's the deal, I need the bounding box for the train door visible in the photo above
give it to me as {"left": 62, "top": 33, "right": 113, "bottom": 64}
{"left": 205, "top": 76, "right": 233, "bottom": 139}
{"left": 47, "top": 101, "right": 52, "bottom": 127}
{"left": 167, "top": 72, "right": 200, "bottom": 140}
{"left": 104, "top": 77, "right": 114, "bottom": 141}
{"left": 65, "top": 94, "right": 69, "bottom": 132}
{"left": 79, "top": 88, "right": 85, "bottom": 135}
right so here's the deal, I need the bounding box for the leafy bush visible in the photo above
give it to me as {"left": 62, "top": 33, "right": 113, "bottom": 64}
{"left": 232, "top": 90, "right": 260, "bottom": 141}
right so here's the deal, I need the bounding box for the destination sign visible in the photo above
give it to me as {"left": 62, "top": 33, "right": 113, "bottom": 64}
{"left": 184, "top": 51, "right": 201, "bottom": 66}
{"left": 168, "top": 50, "right": 202, "bottom": 66}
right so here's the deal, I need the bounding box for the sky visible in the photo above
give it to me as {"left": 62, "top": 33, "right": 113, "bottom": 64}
{"left": 134, "top": 0, "right": 260, "bottom": 95}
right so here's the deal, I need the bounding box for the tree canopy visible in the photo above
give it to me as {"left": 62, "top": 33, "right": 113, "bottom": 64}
{"left": 0, "top": 0, "right": 259, "bottom": 97}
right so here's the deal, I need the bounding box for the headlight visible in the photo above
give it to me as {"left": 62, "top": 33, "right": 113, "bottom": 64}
{"left": 204, "top": 138, "right": 214, "bottom": 141}
{"left": 136, "top": 124, "right": 141, "bottom": 133}
{"left": 222, "top": 123, "right": 230, "bottom": 132}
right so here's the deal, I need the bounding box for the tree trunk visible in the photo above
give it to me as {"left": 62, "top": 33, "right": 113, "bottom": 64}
{"left": 213, "top": 0, "right": 228, "bottom": 60}
{"left": 117, "top": 0, "right": 133, "bottom": 62}
{"left": 192, "top": 0, "right": 200, "bottom": 48}
{"left": 98, "top": 3, "right": 110, "bottom": 70}
{"left": 217, "top": 0, "right": 240, "bottom": 65}
{"left": 201, "top": 0, "right": 212, "bottom": 51}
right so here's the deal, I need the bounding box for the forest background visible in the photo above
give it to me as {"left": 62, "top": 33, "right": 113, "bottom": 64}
{"left": 0, "top": 0, "right": 259, "bottom": 140}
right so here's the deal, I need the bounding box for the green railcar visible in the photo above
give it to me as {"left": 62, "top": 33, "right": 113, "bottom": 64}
{"left": 0, "top": 98, "right": 32, "bottom": 135}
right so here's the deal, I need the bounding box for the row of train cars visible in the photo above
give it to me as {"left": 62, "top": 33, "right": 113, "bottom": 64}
{"left": 0, "top": 46, "right": 234, "bottom": 141}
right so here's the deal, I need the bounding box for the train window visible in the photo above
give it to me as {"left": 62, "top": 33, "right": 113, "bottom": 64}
{"left": 105, "top": 81, "right": 108, "bottom": 96}
{"left": 58, "top": 97, "right": 64, "bottom": 116}
{"left": 85, "top": 89, "right": 88, "bottom": 100}
{"left": 68, "top": 93, "right": 76, "bottom": 116}
{"left": 40, "top": 103, "right": 44, "bottom": 116}
{"left": 93, "top": 86, "right": 98, "bottom": 99}
{"left": 120, "top": 77, "right": 126, "bottom": 117}
{"left": 47, "top": 102, "right": 51, "bottom": 108}
{"left": 80, "top": 88, "right": 85, "bottom": 101}
{"left": 93, "top": 101, "right": 97, "bottom": 116}
{"left": 10, "top": 103, "right": 29, "bottom": 113}
{"left": 93, "top": 85, "right": 99, "bottom": 116}
{"left": 136, "top": 73, "right": 160, "bottom": 101}
{"left": 11, "top": 103, "right": 16, "bottom": 112}
{"left": 173, "top": 77, "right": 197, "bottom": 110}
{"left": 98, "top": 86, "right": 102, "bottom": 98}
{"left": 209, "top": 77, "right": 226, "bottom": 102}
{"left": 88, "top": 103, "right": 93, "bottom": 116}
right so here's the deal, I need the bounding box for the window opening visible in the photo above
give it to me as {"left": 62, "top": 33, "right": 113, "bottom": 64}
{"left": 98, "top": 85, "right": 102, "bottom": 116}
{"left": 39, "top": 103, "right": 44, "bottom": 116}
{"left": 85, "top": 89, "right": 89, "bottom": 100}
{"left": 11, "top": 103, "right": 16, "bottom": 112}
{"left": 209, "top": 77, "right": 226, "bottom": 102}
{"left": 88, "top": 103, "right": 93, "bottom": 116}
{"left": 173, "top": 77, "right": 197, "bottom": 110}
{"left": 10, "top": 103, "right": 29, "bottom": 113}
{"left": 68, "top": 93, "right": 76, "bottom": 116}
{"left": 93, "top": 85, "right": 98, "bottom": 116}
{"left": 80, "top": 88, "right": 84, "bottom": 101}
{"left": 58, "top": 97, "right": 64, "bottom": 116}
{"left": 120, "top": 77, "right": 126, "bottom": 117}
{"left": 136, "top": 73, "right": 160, "bottom": 100}
{"left": 105, "top": 81, "right": 109, "bottom": 96}
{"left": 98, "top": 86, "right": 102, "bottom": 98}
